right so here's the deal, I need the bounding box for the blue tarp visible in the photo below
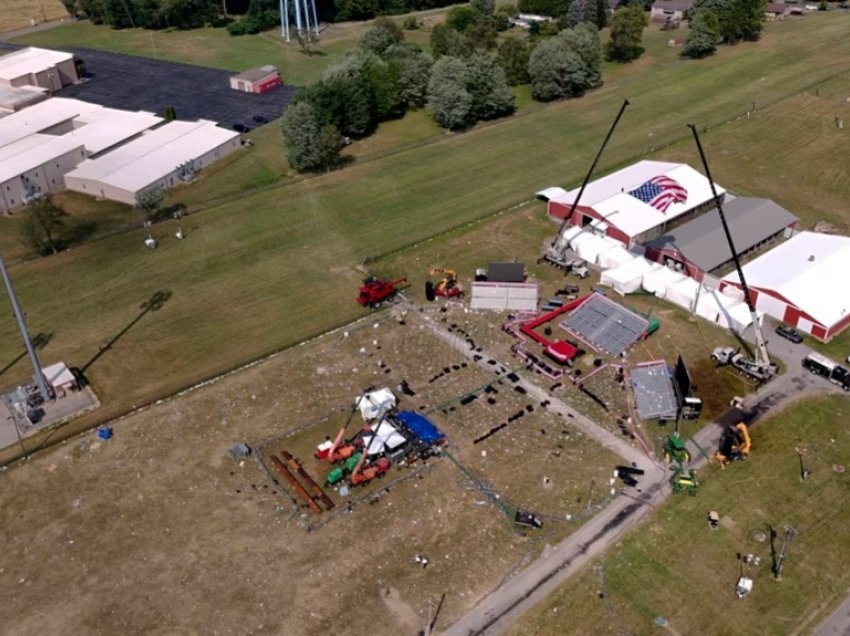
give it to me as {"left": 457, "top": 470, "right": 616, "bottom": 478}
{"left": 394, "top": 411, "right": 444, "bottom": 444}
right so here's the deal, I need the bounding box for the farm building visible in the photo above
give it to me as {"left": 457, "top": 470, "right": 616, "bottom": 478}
{"left": 0, "top": 98, "right": 163, "bottom": 212}
{"left": 64, "top": 120, "right": 241, "bottom": 205}
{"left": 0, "top": 47, "right": 78, "bottom": 92}
{"left": 539, "top": 160, "right": 726, "bottom": 249}
{"left": 765, "top": 2, "right": 789, "bottom": 19}
{"left": 650, "top": 0, "right": 692, "bottom": 21}
{"left": 643, "top": 197, "right": 798, "bottom": 282}
{"left": 229, "top": 66, "right": 282, "bottom": 94}
{"left": 720, "top": 231, "right": 850, "bottom": 341}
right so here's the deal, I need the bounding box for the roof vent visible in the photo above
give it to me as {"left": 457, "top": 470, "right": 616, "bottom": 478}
{"left": 808, "top": 255, "right": 815, "bottom": 262}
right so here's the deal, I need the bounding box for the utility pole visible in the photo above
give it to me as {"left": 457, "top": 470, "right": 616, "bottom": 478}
{"left": 0, "top": 252, "right": 50, "bottom": 402}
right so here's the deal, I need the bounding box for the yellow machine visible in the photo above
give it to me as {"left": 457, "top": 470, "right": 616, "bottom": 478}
{"left": 715, "top": 422, "right": 751, "bottom": 467}
{"left": 427, "top": 268, "right": 463, "bottom": 299}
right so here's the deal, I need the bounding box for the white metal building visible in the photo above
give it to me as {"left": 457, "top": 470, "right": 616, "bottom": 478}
{"left": 0, "top": 97, "right": 163, "bottom": 212}
{"left": 64, "top": 120, "right": 241, "bottom": 205}
{"left": 721, "top": 231, "right": 850, "bottom": 341}
{"left": 0, "top": 84, "right": 48, "bottom": 112}
{"left": 539, "top": 161, "right": 727, "bottom": 248}
{"left": 0, "top": 47, "right": 78, "bottom": 92}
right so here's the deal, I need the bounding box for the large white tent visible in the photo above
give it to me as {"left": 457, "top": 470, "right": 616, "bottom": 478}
{"left": 666, "top": 277, "right": 700, "bottom": 311}
{"left": 569, "top": 230, "right": 595, "bottom": 252}
{"left": 695, "top": 286, "right": 740, "bottom": 323}
{"left": 576, "top": 234, "right": 616, "bottom": 264}
{"left": 598, "top": 243, "right": 635, "bottom": 270}
{"left": 358, "top": 388, "right": 396, "bottom": 421}
{"left": 642, "top": 267, "right": 687, "bottom": 297}
{"left": 719, "top": 301, "right": 759, "bottom": 332}
{"left": 601, "top": 258, "right": 660, "bottom": 296}
{"left": 364, "top": 419, "right": 407, "bottom": 456}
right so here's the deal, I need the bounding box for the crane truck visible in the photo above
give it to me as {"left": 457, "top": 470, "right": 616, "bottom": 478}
{"left": 539, "top": 100, "right": 630, "bottom": 269}
{"left": 689, "top": 125, "right": 777, "bottom": 384}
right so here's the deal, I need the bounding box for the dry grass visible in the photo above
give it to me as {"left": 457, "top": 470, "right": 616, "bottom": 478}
{"left": 0, "top": 303, "right": 618, "bottom": 635}
{"left": 0, "top": 0, "right": 67, "bottom": 34}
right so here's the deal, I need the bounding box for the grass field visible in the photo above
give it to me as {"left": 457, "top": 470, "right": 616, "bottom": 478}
{"left": 0, "top": 0, "right": 67, "bottom": 34}
{"left": 505, "top": 394, "right": 850, "bottom": 635}
{"left": 2, "top": 15, "right": 850, "bottom": 462}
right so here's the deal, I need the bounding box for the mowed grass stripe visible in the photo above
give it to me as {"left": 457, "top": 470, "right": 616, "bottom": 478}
{"left": 0, "top": 16, "right": 848, "bottom": 455}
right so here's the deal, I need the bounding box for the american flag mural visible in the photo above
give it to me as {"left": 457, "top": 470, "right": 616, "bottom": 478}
{"left": 628, "top": 176, "right": 688, "bottom": 212}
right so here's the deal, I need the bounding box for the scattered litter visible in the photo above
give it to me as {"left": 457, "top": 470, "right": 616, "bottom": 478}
{"left": 96, "top": 426, "right": 113, "bottom": 441}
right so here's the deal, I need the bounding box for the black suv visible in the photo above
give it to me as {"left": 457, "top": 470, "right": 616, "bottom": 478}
{"left": 775, "top": 324, "right": 803, "bottom": 344}
{"left": 233, "top": 123, "right": 250, "bottom": 133}
{"left": 252, "top": 115, "right": 269, "bottom": 124}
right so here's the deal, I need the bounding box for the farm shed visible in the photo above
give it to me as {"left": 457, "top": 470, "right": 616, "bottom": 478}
{"left": 64, "top": 120, "right": 240, "bottom": 205}
{"left": 230, "top": 66, "right": 282, "bottom": 94}
{"left": 0, "top": 47, "right": 78, "bottom": 92}
{"left": 0, "top": 84, "right": 47, "bottom": 112}
{"left": 721, "top": 231, "right": 850, "bottom": 341}
{"left": 542, "top": 161, "right": 726, "bottom": 249}
{"left": 650, "top": 0, "right": 692, "bottom": 22}
{"left": 643, "top": 197, "right": 798, "bottom": 282}
{"left": 42, "top": 361, "right": 78, "bottom": 393}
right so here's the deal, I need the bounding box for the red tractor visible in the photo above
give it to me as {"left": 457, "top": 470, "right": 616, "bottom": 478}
{"left": 357, "top": 277, "right": 407, "bottom": 308}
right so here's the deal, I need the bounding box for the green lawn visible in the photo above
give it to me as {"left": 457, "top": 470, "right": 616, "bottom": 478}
{"left": 506, "top": 394, "right": 850, "bottom": 636}
{"left": 2, "top": 15, "right": 850, "bottom": 461}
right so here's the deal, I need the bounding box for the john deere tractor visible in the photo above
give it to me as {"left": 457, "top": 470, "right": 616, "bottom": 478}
{"left": 663, "top": 433, "right": 691, "bottom": 464}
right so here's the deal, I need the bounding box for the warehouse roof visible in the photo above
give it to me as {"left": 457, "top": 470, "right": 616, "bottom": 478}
{"left": 645, "top": 197, "right": 798, "bottom": 271}
{"left": 0, "top": 47, "right": 74, "bottom": 82}
{"left": 231, "top": 65, "right": 278, "bottom": 83}
{"left": 0, "top": 84, "right": 48, "bottom": 109}
{"left": 0, "top": 97, "right": 106, "bottom": 148}
{"left": 548, "top": 160, "right": 726, "bottom": 238}
{"left": 65, "top": 120, "right": 240, "bottom": 192}
{"left": 0, "top": 135, "right": 85, "bottom": 184}
{"left": 723, "top": 231, "right": 850, "bottom": 327}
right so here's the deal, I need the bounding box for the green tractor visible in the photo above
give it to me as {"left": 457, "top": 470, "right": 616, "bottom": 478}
{"left": 326, "top": 452, "right": 363, "bottom": 486}
{"left": 663, "top": 433, "right": 691, "bottom": 464}
{"left": 671, "top": 465, "right": 698, "bottom": 496}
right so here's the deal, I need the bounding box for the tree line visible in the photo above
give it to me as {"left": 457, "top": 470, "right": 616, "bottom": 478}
{"left": 683, "top": 0, "right": 767, "bottom": 58}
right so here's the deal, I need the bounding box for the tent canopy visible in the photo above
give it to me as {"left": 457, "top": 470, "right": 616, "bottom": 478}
{"left": 358, "top": 388, "right": 396, "bottom": 421}
{"left": 364, "top": 419, "right": 407, "bottom": 455}
{"left": 642, "top": 267, "right": 686, "bottom": 296}
{"left": 600, "top": 266, "right": 644, "bottom": 296}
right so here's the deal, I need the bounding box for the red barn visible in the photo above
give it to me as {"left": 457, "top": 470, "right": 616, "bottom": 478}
{"left": 230, "top": 65, "right": 282, "bottom": 95}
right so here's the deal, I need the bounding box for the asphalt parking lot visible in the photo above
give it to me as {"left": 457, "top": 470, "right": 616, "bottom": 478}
{"left": 54, "top": 47, "right": 297, "bottom": 128}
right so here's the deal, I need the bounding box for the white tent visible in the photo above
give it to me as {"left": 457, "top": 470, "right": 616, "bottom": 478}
{"left": 364, "top": 419, "right": 407, "bottom": 456}
{"left": 576, "top": 234, "right": 613, "bottom": 264}
{"left": 642, "top": 267, "right": 687, "bottom": 297}
{"left": 666, "top": 277, "right": 700, "bottom": 311}
{"left": 558, "top": 225, "right": 583, "bottom": 245}
{"left": 719, "top": 301, "right": 761, "bottom": 332}
{"left": 600, "top": 266, "right": 644, "bottom": 295}
{"left": 623, "top": 257, "right": 657, "bottom": 276}
{"left": 358, "top": 388, "right": 396, "bottom": 421}
{"left": 695, "top": 286, "right": 740, "bottom": 323}
{"left": 598, "top": 244, "right": 635, "bottom": 270}
{"left": 569, "top": 231, "right": 594, "bottom": 251}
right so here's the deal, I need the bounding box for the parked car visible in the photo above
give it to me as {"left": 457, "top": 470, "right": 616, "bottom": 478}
{"left": 252, "top": 115, "right": 269, "bottom": 124}
{"left": 775, "top": 324, "right": 803, "bottom": 344}
{"left": 233, "top": 123, "right": 251, "bottom": 133}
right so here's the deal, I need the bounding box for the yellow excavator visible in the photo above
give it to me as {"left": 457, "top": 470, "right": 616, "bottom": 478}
{"left": 715, "top": 422, "right": 751, "bottom": 467}
{"left": 426, "top": 268, "right": 463, "bottom": 300}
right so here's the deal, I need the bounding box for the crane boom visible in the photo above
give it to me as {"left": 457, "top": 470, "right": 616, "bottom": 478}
{"left": 541, "top": 100, "right": 630, "bottom": 267}
{"left": 688, "top": 125, "right": 771, "bottom": 369}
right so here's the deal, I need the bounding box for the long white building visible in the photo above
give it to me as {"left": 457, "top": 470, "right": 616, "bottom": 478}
{"left": 64, "top": 120, "right": 241, "bottom": 205}
{"left": 0, "top": 97, "right": 163, "bottom": 212}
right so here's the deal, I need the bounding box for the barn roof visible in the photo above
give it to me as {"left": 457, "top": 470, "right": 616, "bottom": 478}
{"left": 645, "top": 197, "right": 797, "bottom": 272}
{"left": 723, "top": 231, "right": 850, "bottom": 327}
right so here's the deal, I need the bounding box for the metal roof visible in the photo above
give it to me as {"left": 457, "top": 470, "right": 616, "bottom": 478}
{"left": 231, "top": 65, "right": 278, "bottom": 83}
{"left": 0, "top": 47, "right": 73, "bottom": 81}
{"left": 561, "top": 293, "right": 649, "bottom": 356}
{"left": 644, "top": 197, "right": 797, "bottom": 272}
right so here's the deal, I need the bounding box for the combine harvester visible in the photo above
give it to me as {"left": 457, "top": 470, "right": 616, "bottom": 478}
{"left": 357, "top": 276, "right": 407, "bottom": 308}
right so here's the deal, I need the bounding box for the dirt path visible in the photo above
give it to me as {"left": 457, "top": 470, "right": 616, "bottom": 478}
{"left": 381, "top": 586, "right": 421, "bottom": 633}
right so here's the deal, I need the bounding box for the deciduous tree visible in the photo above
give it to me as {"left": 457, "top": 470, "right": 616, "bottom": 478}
{"left": 281, "top": 101, "right": 341, "bottom": 171}
{"left": 465, "top": 51, "right": 515, "bottom": 121}
{"left": 528, "top": 36, "right": 588, "bottom": 100}
{"left": 605, "top": 4, "right": 647, "bottom": 62}
{"left": 427, "top": 56, "right": 473, "bottom": 129}
{"left": 498, "top": 36, "right": 530, "bottom": 85}
{"left": 19, "top": 196, "right": 68, "bottom": 256}
{"left": 682, "top": 9, "right": 720, "bottom": 57}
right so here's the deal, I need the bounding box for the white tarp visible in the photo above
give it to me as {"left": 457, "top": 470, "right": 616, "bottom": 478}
{"left": 642, "top": 267, "right": 687, "bottom": 297}
{"left": 364, "top": 419, "right": 407, "bottom": 455}
{"left": 695, "top": 286, "right": 739, "bottom": 323}
{"left": 600, "top": 266, "right": 644, "bottom": 296}
{"left": 470, "top": 282, "right": 538, "bottom": 311}
{"left": 576, "top": 234, "right": 613, "bottom": 264}
{"left": 598, "top": 244, "right": 635, "bottom": 270}
{"left": 358, "top": 388, "right": 396, "bottom": 421}
{"left": 666, "top": 277, "right": 700, "bottom": 311}
{"left": 569, "top": 231, "right": 595, "bottom": 251}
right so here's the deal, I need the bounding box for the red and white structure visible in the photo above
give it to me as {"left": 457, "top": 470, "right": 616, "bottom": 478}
{"left": 538, "top": 160, "right": 725, "bottom": 249}
{"left": 229, "top": 65, "right": 282, "bottom": 95}
{"left": 721, "top": 231, "right": 850, "bottom": 341}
